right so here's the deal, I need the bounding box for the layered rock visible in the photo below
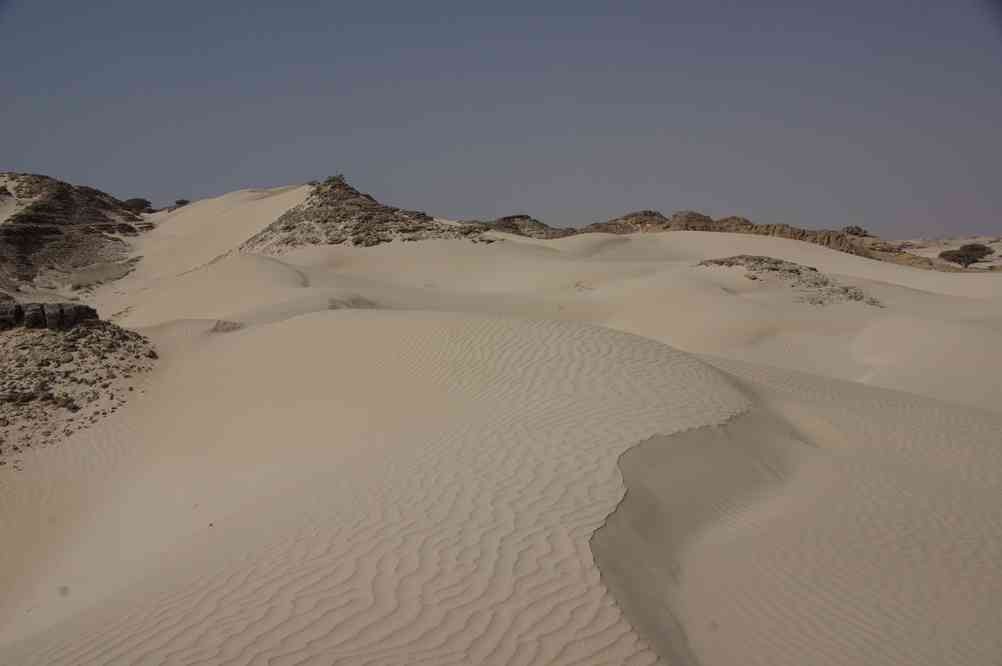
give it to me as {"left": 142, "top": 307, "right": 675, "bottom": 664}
{"left": 242, "top": 175, "right": 486, "bottom": 253}
{"left": 0, "top": 172, "right": 145, "bottom": 290}
{"left": 0, "top": 302, "right": 99, "bottom": 330}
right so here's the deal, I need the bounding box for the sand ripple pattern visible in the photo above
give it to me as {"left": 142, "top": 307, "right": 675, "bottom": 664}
{"left": 1, "top": 313, "right": 747, "bottom": 665}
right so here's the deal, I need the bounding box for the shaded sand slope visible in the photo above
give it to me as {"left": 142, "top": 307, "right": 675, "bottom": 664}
{"left": 686, "top": 359, "right": 1002, "bottom": 665}
{"left": 0, "top": 312, "right": 746, "bottom": 664}
{"left": 594, "top": 368, "right": 1002, "bottom": 665}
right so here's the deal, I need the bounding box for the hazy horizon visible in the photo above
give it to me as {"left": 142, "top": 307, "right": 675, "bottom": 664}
{"left": 3, "top": 0, "right": 1000, "bottom": 236}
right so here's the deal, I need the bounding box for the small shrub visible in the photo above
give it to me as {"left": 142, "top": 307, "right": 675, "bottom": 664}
{"left": 121, "top": 198, "right": 153, "bottom": 213}
{"left": 841, "top": 225, "right": 871, "bottom": 237}
{"left": 174, "top": 199, "right": 191, "bottom": 208}
{"left": 939, "top": 243, "right": 994, "bottom": 267}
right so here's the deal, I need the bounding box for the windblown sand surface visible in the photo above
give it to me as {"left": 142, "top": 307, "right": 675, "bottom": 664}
{"left": 2, "top": 187, "right": 1000, "bottom": 665}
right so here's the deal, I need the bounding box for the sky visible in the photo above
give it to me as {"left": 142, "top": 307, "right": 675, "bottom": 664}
{"left": 2, "top": 0, "right": 1000, "bottom": 236}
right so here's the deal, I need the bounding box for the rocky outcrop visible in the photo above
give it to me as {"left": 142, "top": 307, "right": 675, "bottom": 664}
{"left": 581, "top": 210, "right": 673, "bottom": 234}
{"left": 1, "top": 319, "right": 157, "bottom": 466}
{"left": 242, "top": 175, "right": 487, "bottom": 253}
{"left": 583, "top": 209, "right": 873, "bottom": 258}
{"left": 475, "top": 214, "right": 576, "bottom": 239}
{"left": 698, "top": 255, "right": 883, "bottom": 306}
{"left": 0, "top": 302, "right": 98, "bottom": 330}
{"left": 0, "top": 172, "right": 145, "bottom": 291}
{"left": 709, "top": 217, "right": 870, "bottom": 256}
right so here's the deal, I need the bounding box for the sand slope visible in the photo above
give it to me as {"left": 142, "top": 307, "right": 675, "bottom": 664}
{"left": 0, "top": 312, "right": 746, "bottom": 664}
{"left": 2, "top": 187, "right": 1001, "bottom": 665}
{"left": 595, "top": 366, "right": 1002, "bottom": 665}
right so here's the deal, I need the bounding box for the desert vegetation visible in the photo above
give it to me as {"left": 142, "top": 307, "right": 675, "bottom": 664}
{"left": 939, "top": 243, "right": 995, "bottom": 268}
{"left": 121, "top": 198, "right": 153, "bottom": 214}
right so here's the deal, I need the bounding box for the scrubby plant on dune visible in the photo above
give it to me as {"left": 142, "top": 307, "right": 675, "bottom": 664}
{"left": 939, "top": 243, "right": 994, "bottom": 268}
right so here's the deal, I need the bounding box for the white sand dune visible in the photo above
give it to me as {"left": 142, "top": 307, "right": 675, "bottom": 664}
{"left": 2, "top": 187, "right": 1000, "bottom": 665}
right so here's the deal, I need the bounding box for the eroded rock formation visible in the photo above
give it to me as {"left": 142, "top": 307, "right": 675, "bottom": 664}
{"left": 0, "top": 302, "right": 99, "bottom": 330}
{"left": 0, "top": 172, "right": 145, "bottom": 291}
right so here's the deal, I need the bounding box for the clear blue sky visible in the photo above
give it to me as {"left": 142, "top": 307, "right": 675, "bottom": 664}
{"left": 2, "top": 0, "right": 1000, "bottom": 236}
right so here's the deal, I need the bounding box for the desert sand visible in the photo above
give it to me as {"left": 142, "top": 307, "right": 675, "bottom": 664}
{"left": 2, "top": 185, "right": 1000, "bottom": 665}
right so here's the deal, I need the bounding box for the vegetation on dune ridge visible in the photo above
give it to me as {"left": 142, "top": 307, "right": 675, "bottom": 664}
{"left": 939, "top": 243, "right": 995, "bottom": 268}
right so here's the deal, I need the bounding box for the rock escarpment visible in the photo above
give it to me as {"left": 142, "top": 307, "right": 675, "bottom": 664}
{"left": 0, "top": 302, "right": 99, "bottom": 330}
{"left": 0, "top": 172, "right": 146, "bottom": 292}
{"left": 242, "top": 175, "right": 487, "bottom": 253}
{"left": 583, "top": 209, "right": 872, "bottom": 258}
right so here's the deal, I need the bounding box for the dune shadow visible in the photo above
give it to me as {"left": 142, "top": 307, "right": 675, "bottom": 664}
{"left": 591, "top": 406, "right": 812, "bottom": 664}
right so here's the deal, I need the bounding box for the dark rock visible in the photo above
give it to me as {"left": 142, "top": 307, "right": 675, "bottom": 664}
{"left": 22, "top": 303, "right": 46, "bottom": 328}
{"left": 0, "top": 303, "right": 23, "bottom": 329}
{"left": 43, "top": 303, "right": 63, "bottom": 329}
{"left": 60, "top": 304, "right": 97, "bottom": 328}
{"left": 0, "top": 302, "right": 98, "bottom": 331}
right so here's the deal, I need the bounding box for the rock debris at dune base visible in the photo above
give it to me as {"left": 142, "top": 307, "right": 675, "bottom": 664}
{"left": 699, "top": 254, "right": 884, "bottom": 306}
{"left": 0, "top": 319, "right": 156, "bottom": 466}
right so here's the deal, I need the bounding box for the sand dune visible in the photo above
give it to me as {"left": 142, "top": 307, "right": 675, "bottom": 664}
{"left": 0, "top": 312, "right": 747, "bottom": 664}
{"left": 2, "top": 186, "right": 1000, "bottom": 665}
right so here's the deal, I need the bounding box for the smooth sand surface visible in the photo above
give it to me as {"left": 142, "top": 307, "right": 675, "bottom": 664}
{"left": 2, "top": 188, "right": 1000, "bottom": 664}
